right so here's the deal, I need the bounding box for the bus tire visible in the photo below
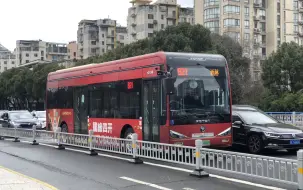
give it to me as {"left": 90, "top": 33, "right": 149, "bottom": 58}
{"left": 124, "top": 127, "right": 134, "bottom": 139}
{"left": 61, "top": 123, "right": 68, "bottom": 133}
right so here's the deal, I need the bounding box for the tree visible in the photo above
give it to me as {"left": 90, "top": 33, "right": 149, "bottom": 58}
{"left": 262, "top": 42, "right": 303, "bottom": 95}
{"left": 0, "top": 63, "right": 63, "bottom": 110}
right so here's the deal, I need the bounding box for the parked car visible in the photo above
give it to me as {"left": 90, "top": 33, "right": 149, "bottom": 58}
{"left": 232, "top": 105, "right": 303, "bottom": 154}
{"left": 0, "top": 110, "right": 42, "bottom": 129}
{"left": 31, "top": 111, "right": 46, "bottom": 129}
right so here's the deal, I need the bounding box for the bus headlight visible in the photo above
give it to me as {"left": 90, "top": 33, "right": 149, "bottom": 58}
{"left": 217, "top": 128, "right": 231, "bottom": 136}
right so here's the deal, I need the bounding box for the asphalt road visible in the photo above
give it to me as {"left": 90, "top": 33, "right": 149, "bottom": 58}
{"left": 0, "top": 139, "right": 288, "bottom": 190}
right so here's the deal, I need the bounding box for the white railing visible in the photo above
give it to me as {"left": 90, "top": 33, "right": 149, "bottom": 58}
{"left": 267, "top": 112, "right": 303, "bottom": 127}
{"left": 0, "top": 127, "right": 301, "bottom": 189}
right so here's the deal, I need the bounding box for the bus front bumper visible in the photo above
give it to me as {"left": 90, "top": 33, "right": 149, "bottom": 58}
{"left": 170, "top": 136, "right": 232, "bottom": 147}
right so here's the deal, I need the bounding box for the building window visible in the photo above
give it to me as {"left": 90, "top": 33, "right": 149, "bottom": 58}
{"left": 223, "top": 19, "right": 240, "bottom": 27}
{"left": 161, "top": 15, "right": 164, "bottom": 19}
{"left": 34, "top": 53, "right": 38, "bottom": 57}
{"left": 41, "top": 51, "right": 44, "bottom": 56}
{"left": 91, "top": 41, "right": 96, "bottom": 45}
{"left": 294, "top": 25, "right": 299, "bottom": 33}
{"left": 245, "top": 7, "right": 249, "bottom": 16}
{"left": 4, "top": 61, "right": 7, "bottom": 64}
{"left": 204, "top": 0, "right": 219, "bottom": 7}
{"left": 119, "top": 35, "right": 124, "bottom": 40}
{"left": 204, "top": 21, "right": 220, "bottom": 33}
{"left": 148, "top": 14, "right": 154, "bottom": 19}
{"left": 244, "top": 20, "right": 249, "bottom": 29}
{"left": 11, "top": 61, "right": 15, "bottom": 64}
{"left": 26, "top": 60, "right": 29, "bottom": 63}
{"left": 224, "top": 32, "right": 240, "bottom": 42}
{"left": 277, "top": 15, "right": 280, "bottom": 26}
{"left": 204, "top": 7, "right": 220, "bottom": 20}
{"left": 294, "top": 13, "right": 298, "bottom": 23}
{"left": 26, "top": 53, "right": 29, "bottom": 57}
{"left": 244, "top": 33, "right": 250, "bottom": 41}
{"left": 73, "top": 52, "right": 76, "bottom": 57}
{"left": 148, "top": 33, "right": 153, "bottom": 37}
{"left": 148, "top": 24, "right": 153, "bottom": 28}
{"left": 41, "top": 57, "right": 44, "bottom": 61}
{"left": 223, "top": 5, "right": 240, "bottom": 14}
{"left": 161, "top": 24, "right": 164, "bottom": 29}
{"left": 102, "top": 41, "right": 104, "bottom": 45}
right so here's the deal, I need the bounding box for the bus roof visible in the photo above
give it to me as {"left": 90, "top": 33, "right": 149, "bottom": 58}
{"left": 48, "top": 52, "right": 226, "bottom": 81}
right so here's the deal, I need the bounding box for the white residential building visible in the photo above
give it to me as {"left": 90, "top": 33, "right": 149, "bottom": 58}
{"left": 77, "top": 19, "right": 128, "bottom": 59}
{"left": 15, "top": 40, "right": 68, "bottom": 66}
{"left": 0, "top": 43, "right": 16, "bottom": 73}
{"left": 127, "top": 0, "right": 194, "bottom": 44}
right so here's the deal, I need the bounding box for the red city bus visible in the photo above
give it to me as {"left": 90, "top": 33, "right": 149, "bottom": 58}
{"left": 46, "top": 52, "right": 232, "bottom": 147}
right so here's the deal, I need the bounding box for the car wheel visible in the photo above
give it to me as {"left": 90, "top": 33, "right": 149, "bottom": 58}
{"left": 61, "top": 124, "right": 68, "bottom": 133}
{"left": 248, "top": 134, "right": 263, "bottom": 154}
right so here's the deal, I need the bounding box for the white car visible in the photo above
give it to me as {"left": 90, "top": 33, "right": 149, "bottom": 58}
{"left": 32, "top": 111, "right": 46, "bottom": 129}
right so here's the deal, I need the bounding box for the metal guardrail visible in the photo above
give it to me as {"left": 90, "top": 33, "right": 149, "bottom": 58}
{"left": 0, "top": 127, "right": 302, "bottom": 189}
{"left": 267, "top": 112, "right": 303, "bottom": 127}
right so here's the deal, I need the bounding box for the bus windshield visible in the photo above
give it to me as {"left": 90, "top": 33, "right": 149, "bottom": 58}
{"left": 168, "top": 66, "right": 231, "bottom": 125}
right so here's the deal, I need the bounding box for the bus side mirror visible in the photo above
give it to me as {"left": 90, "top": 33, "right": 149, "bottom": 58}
{"left": 164, "top": 78, "right": 176, "bottom": 95}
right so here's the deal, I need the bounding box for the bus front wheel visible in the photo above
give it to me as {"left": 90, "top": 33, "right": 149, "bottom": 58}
{"left": 124, "top": 127, "right": 134, "bottom": 139}
{"left": 61, "top": 123, "right": 68, "bottom": 133}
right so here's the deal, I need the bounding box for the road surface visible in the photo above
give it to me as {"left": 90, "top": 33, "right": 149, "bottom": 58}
{"left": 0, "top": 139, "right": 290, "bottom": 190}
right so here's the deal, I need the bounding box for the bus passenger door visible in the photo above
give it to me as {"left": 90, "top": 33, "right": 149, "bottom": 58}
{"left": 73, "top": 87, "right": 88, "bottom": 134}
{"left": 142, "top": 80, "right": 160, "bottom": 142}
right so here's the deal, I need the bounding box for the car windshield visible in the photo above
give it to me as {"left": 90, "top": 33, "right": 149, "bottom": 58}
{"left": 35, "top": 111, "right": 46, "bottom": 118}
{"left": 9, "top": 112, "right": 34, "bottom": 120}
{"left": 237, "top": 111, "right": 278, "bottom": 125}
{"left": 169, "top": 66, "right": 231, "bottom": 125}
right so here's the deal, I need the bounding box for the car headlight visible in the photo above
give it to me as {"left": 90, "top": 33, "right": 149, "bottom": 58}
{"left": 263, "top": 132, "right": 281, "bottom": 138}
{"left": 218, "top": 128, "right": 231, "bottom": 136}
{"left": 10, "top": 121, "right": 20, "bottom": 127}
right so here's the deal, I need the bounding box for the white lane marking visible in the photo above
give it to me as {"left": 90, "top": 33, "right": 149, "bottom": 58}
{"left": 120, "top": 176, "right": 173, "bottom": 190}
{"left": 9, "top": 139, "right": 286, "bottom": 190}
{"left": 144, "top": 162, "right": 285, "bottom": 190}
{"left": 183, "top": 188, "right": 195, "bottom": 190}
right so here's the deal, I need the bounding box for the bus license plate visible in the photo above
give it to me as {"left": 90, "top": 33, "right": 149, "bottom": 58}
{"left": 290, "top": 140, "right": 300, "bottom": 145}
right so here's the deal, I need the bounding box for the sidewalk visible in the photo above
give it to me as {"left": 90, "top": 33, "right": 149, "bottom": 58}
{"left": 0, "top": 166, "right": 57, "bottom": 190}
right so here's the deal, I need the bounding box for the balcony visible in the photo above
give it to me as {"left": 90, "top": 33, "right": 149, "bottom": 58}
{"left": 298, "top": 32, "right": 303, "bottom": 37}
{"left": 131, "top": 23, "right": 136, "bottom": 27}
{"left": 253, "top": 42, "right": 260, "bottom": 47}
{"left": 254, "top": 28, "right": 261, "bottom": 34}
{"left": 106, "top": 40, "right": 114, "bottom": 45}
{"left": 298, "top": 21, "right": 303, "bottom": 25}
{"left": 153, "top": 20, "right": 158, "bottom": 24}
{"left": 259, "top": 16, "right": 266, "bottom": 21}
{"left": 167, "top": 13, "right": 176, "bottom": 19}
{"left": 299, "top": 8, "right": 303, "bottom": 13}
{"left": 253, "top": 3, "right": 261, "bottom": 8}
{"left": 253, "top": 16, "right": 260, "bottom": 21}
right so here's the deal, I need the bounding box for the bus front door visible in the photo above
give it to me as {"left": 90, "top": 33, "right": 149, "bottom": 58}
{"left": 142, "top": 80, "right": 160, "bottom": 142}
{"left": 73, "top": 87, "right": 88, "bottom": 134}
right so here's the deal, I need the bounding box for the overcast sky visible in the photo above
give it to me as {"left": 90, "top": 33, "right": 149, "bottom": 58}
{"left": 0, "top": 0, "right": 193, "bottom": 51}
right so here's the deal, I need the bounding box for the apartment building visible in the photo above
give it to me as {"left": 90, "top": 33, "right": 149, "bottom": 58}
{"left": 194, "top": 0, "right": 301, "bottom": 81}
{"left": 67, "top": 41, "right": 78, "bottom": 60}
{"left": 77, "top": 19, "right": 127, "bottom": 59}
{"left": 127, "top": 0, "right": 194, "bottom": 44}
{"left": 15, "top": 40, "right": 68, "bottom": 66}
{"left": 0, "top": 43, "right": 16, "bottom": 73}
